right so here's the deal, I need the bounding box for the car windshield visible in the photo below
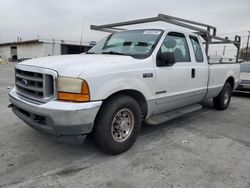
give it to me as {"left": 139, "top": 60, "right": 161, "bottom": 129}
{"left": 87, "top": 29, "right": 163, "bottom": 59}
{"left": 240, "top": 63, "right": 250, "bottom": 73}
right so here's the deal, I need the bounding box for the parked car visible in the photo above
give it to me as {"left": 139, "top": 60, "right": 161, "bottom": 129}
{"left": 8, "top": 14, "right": 241, "bottom": 154}
{"left": 234, "top": 62, "right": 250, "bottom": 93}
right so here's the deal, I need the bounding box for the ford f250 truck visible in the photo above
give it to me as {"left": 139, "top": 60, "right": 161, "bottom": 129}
{"left": 9, "top": 14, "right": 241, "bottom": 154}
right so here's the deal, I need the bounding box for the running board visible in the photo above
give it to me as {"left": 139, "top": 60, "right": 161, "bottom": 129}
{"left": 145, "top": 104, "right": 202, "bottom": 125}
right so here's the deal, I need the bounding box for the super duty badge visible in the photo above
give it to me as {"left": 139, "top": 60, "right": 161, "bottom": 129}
{"left": 143, "top": 73, "right": 153, "bottom": 78}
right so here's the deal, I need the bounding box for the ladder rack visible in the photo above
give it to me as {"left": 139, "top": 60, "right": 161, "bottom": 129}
{"left": 90, "top": 14, "right": 241, "bottom": 62}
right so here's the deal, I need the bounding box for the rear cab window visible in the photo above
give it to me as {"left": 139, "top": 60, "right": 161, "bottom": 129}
{"left": 189, "top": 36, "right": 204, "bottom": 62}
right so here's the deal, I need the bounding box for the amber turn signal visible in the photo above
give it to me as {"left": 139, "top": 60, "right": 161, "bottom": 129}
{"left": 58, "top": 80, "right": 90, "bottom": 102}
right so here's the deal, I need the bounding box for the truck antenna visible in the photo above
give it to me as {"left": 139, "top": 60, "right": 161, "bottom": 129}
{"left": 79, "top": 17, "right": 86, "bottom": 53}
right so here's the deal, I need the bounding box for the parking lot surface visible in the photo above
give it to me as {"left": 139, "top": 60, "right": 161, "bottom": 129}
{"left": 0, "top": 63, "right": 250, "bottom": 188}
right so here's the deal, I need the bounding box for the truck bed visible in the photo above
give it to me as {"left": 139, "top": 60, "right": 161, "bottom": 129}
{"left": 205, "top": 63, "right": 240, "bottom": 99}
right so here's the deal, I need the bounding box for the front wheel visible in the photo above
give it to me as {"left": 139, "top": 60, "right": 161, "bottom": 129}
{"left": 213, "top": 82, "right": 232, "bottom": 110}
{"left": 93, "top": 95, "right": 141, "bottom": 155}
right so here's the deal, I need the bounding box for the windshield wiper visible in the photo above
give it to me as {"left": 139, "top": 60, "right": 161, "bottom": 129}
{"left": 102, "top": 51, "right": 129, "bottom": 56}
{"left": 86, "top": 52, "right": 95, "bottom": 54}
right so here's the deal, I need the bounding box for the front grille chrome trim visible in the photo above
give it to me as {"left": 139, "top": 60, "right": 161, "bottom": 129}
{"left": 16, "top": 72, "right": 43, "bottom": 82}
{"left": 15, "top": 64, "right": 58, "bottom": 103}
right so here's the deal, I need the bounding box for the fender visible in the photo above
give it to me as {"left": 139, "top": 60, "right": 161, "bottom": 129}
{"left": 87, "top": 76, "right": 155, "bottom": 101}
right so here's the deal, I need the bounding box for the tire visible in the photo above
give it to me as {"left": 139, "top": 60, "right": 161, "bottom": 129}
{"left": 93, "top": 95, "right": 141, "bottom": 155}
{"left": 213, "top": 82, "right": 232, "bottom": 110}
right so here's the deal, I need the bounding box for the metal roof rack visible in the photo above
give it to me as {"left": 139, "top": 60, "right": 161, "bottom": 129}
{"left": 90, "top": 14, "right": 241, "bottom": 62}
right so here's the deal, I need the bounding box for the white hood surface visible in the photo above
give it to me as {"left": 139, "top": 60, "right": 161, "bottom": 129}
{"left": 19, "top": 54, "right": 136, "bottom": 78}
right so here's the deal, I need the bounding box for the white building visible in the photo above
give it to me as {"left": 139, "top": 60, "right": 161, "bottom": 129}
{"left": 0, "top": 39, "right": 92, "bottom": 61}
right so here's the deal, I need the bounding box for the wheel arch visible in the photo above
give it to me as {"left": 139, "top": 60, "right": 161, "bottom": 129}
{"left": 225, "top": 76, "right": 235, "bottom": 90}
{"left": 103, "top": 89, "right": 148, "bottom": 119}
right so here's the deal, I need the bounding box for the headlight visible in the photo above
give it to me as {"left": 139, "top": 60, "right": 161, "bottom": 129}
{"left": 57, "top": 77, "right": 90, "bottom": 102}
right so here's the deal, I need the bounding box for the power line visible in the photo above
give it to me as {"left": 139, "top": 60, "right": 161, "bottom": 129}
{"left": 217, "top": 30, "right": 250, "bottom": 36}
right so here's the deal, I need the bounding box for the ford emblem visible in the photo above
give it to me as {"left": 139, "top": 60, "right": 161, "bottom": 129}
{"left": 21, "top": 79, "right": 28, "bottom": 86}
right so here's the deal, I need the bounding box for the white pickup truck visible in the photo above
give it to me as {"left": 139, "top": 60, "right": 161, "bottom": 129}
{"left": 9, "top": 14, "right": 241, "bottom": 154}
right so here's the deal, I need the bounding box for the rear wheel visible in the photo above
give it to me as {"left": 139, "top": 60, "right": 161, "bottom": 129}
{"left": 94, "top": 95, "right": 141, "bottom": 155}
{"left": 213, "top": 82, "right": 232, "bottom": 110}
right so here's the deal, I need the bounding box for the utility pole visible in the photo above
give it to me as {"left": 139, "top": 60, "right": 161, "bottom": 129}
{"left": 52, "top": 38, "right": 55, "bottom": 56}
{"left": 246, "top": 31, "right": 250, "bottom": 60}
{"left": 223, "top": 46, "right": 226, "bottom": 56}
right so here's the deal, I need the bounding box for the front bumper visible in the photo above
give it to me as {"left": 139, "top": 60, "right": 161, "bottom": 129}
{"left": 9, "top": 88, "right": 102, "bottom": 144}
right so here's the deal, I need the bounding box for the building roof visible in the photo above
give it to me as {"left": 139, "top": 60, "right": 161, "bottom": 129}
{"left": 0, "top": 39, "right": 91, "bottom": 47}
{"left": 0, "top": 39, "right": 42, "bottom": 47}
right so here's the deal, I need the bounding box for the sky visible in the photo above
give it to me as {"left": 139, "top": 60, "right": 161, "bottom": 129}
{"left": 0, "top": 0, "right": 250, "bottom": 57}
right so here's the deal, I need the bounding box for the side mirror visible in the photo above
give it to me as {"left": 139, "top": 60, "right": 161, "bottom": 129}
{"left": 157, "top": 52, "right": 176, "bottom": 67}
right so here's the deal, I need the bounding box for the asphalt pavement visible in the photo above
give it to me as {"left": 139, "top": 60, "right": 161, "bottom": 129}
{"left": 0, "top": 63, "right": 250, "bottom": 188}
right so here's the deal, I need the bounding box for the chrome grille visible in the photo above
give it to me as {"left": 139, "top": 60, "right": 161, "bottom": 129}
{"left": 15, "top": 67, "right": 56, "bottom": 102}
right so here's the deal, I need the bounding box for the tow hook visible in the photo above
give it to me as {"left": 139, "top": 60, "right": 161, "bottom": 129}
{"left": 8, "top": 104, "right": 14, "bottom": 108}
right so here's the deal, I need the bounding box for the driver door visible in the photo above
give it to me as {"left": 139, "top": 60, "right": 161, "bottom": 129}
{"left": 153, "top": 32, "right": 198, "bottom": 115}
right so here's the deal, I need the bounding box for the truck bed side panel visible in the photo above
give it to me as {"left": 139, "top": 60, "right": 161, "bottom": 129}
{"left": 205, "top": 63, "right": 240, "bottom": 99}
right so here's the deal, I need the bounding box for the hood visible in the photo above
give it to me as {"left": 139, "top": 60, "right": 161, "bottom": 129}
{"left": 240, "top": 72, "right": 250, "bottom": 80}
{"left": 19, "top": 54, "right": 136, "bottom": 77}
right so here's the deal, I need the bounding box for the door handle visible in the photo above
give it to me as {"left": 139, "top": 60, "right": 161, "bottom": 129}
{"left": 191, "top": 68, "right": 195, "bottom": 78}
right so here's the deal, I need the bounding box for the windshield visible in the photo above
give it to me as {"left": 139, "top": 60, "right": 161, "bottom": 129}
{"left": 87, "top": 29, "right": 163, "bottom": 59}
{"left": 240, "top": 63, "right": 250, "bottom": 73}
